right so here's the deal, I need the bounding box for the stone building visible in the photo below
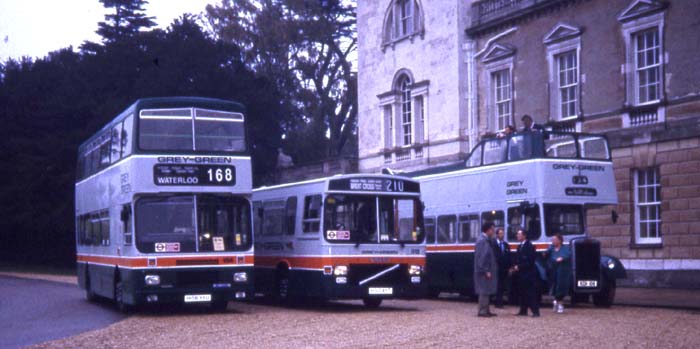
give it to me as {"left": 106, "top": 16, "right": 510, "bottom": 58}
{"left": 357, "top": 0, "right": 475, "bottom": 172}
{"left": 357, "top": 0, "right": 700, "bottom": 288}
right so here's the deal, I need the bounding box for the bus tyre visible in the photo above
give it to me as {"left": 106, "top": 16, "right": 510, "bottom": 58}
{"left": 114, "top": 280, "right": 132, "bottom": 313}
{"left": 363, "top": 298, "right": 382, "bottom": 309}
{"left": 593, "top": 280, "right": 616, "bottom": 308}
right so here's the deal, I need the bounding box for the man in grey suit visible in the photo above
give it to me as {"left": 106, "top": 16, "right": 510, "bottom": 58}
{"left": 474, "top": 222, "right": 498, "bottom": 317}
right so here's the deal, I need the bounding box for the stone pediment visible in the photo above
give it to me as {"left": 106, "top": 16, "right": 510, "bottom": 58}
{"left": 618, "top": 0, "right": 668, "bottom": 22}
{"left": 543, "top": 23, "right": 582, "bottom": 45}
{"left": 481, "top": 43, "right": 516, "bottom": 63}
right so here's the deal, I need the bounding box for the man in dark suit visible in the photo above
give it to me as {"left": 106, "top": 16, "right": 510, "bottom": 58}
{"left": 520, "top": 114, "right": 545, "bottom": 132}
{"left": 510, "top": 228, "right": 540, "bottom": 317}
{"left": 493, "top": 228, "right": 511, "bottom": 308}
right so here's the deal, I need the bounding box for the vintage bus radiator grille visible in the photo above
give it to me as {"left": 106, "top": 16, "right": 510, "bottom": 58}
{"left": 348, "top": 264, "right": 407, "bottom": 286}
{"left": 176, "top": 270, "right": 220, "bottom": 286}
{"left": 573, "top": 239, "right": 601, "bottom": 281}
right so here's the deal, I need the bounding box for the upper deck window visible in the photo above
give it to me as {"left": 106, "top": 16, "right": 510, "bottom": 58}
{"left": 138, "top": 108, "right": 246, "bottom": 153}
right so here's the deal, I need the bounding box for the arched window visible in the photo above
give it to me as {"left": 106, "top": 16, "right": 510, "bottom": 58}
{"left": 399, "top": 75, "right": 413, "bottom": 145}
{"left": 382, "top": 0, "right": 425, "bottom": 46}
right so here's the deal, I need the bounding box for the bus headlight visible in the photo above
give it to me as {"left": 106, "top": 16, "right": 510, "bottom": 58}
{"left": 607, "top": 260, "right": 616, "bottom": 270}
{"left": 333, "top": 265, "right": 348, "bottom": 276}
{"left": 145, "top": 275, "right": 160, "bottom": 286}
{"left": 409, "top": 265, "right": 422, "bottom": 276}
{"left": 234, "top": 272, "right": 248, "bottom": 283}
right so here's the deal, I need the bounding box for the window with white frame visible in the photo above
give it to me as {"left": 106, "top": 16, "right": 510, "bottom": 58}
{"left": 400, "top": 76, "right": 412, "bottom": 146}
{"left": 383, "top": 105, "right": 393, "bottom": 149}
{"left": 492, "top": 69, "right": 511, "bottom": 131}
{"left": 557, "top": 51, "right": 578, "bottom": 119}
{"left": 634, "top": 28, "right": 661, "bottom": 104}
{"left": 634, "top": 167, "right": 662, "bottom": 244}
{"left": 382, "top": 0, "right": 424, "bottom": 46}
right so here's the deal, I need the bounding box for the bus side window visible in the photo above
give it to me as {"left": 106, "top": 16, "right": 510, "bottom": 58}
{"left": 481, "top": 210, "right": 504, "bottom": 234}
{"left": 252, "top": 201, "right": 262, "bottom": 238}
{"left": 303, "top": 195, "right": 322, "bottom": 233}
{"left": 458, "top": 214, "right": 479, "bottom": 243}
{"left": 121, "top": 114, "right": 133, "bottom": 157}
{"left": 110, "top": 122, "right": 123, "bottom": 163}
{"left": 99, "top": 134, "right": 111, "bottom": 170}
{"left": 263, "top": 200, "right": 285, "bottom": 236}
{"left": 285, "top": 197, "right": 297, "bottom": 235}
{"left": 121, "top": 204, "right": 132, "bottom": 245}
{"left": 437, "top": 215, "right": 456, "bottom": 243}
{"left": 425, "top": 217, "right": 436, "bottom": 244}
{"left": 99, "top": 210, "right": 110, "bottom": 246}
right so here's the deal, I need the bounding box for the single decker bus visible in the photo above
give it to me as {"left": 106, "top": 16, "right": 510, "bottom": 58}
{"left": 252, "top": 174, "right": 426, "bottom": 308}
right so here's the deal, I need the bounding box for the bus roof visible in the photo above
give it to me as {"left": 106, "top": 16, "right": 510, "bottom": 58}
{"left": 78, "top": 96, "right": 245, "bottom": 152}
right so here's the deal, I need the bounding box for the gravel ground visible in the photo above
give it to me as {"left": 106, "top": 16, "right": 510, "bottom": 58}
{"left": 29, "top": 296, "right": 700, "bottom": 349}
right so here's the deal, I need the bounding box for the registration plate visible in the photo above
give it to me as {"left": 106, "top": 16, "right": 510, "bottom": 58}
{"left": 577, "top": 280, "right": 598, "bottom": 288}
{"left": 368, "top": 287, "right": 393, "bottom": 295}
{"left": 184, "top": 294, "right": 212, "bottom": 303}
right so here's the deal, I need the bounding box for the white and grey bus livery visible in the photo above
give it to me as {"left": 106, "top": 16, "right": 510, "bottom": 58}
{"left": 411, "top": 131, "right": 627, "bottom": 306}
{"left": 75, "top": 97, "right": 254, "bottom": 311}
{"left": 253, "top": 174, "right": 426, "bottom": 308}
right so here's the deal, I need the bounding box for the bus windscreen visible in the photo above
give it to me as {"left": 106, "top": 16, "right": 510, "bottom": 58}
{"left": 135, "top": 195, "right": 251, "bottom": 253}
{"left": 323, "top": 195, "right": 424, "bottom": 244}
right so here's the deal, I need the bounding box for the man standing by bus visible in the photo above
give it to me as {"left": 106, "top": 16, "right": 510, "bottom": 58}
{"left": 493, "top": 228, "right": 511, "bottom": 308}
{"left": 510, "top": 229, "right": 540, "bottom": 317}
{"left": 474, "top": 222, "right": 498, "bottom": 317}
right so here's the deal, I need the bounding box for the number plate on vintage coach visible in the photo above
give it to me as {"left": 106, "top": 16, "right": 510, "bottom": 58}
{"left": 577, "top": 280, "right": 598, "bottom": 287}
{"left": 368, "top": 287, "right": 393, "bottom": 295}
{"left": 184, "top": 294, "right": 212, "bottom": 302}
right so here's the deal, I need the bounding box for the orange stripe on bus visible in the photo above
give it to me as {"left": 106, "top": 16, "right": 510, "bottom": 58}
{"left": 76, "top": 254, "right": 254, "bottom": 268}
{"left": 426, "top": 242, "right": 551, "bottom": 253}
{"left": 255, "top": 255, "right": 425, "bottom": 269}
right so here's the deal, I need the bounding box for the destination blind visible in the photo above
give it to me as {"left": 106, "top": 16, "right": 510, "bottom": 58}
{"left": 153, "top": 164, "right": 236, "bottom": 186}
{"left": 328, "top": 177, "right": 420, "bottom": 193}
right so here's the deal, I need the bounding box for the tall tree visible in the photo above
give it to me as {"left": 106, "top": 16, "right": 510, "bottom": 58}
{"left": 97, "top": 0, "right": 157, "bottom": 43}
{"left": 206, "top": 0, "right": 358, "bottom": 163}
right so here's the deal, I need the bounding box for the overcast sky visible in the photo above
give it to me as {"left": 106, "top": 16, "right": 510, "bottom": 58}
{"left": 0, "top": 0, "right": 214, "bottom": 62}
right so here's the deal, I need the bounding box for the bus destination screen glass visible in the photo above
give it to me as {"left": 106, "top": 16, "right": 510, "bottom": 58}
{"left": 139, "top": 108, "right": 246, "bottom": 153}
{"left": 323, "top": 195, "right": 424, "bottom": 244}
{"left": 135, "top": 195, "right": 251, "bottom": 253}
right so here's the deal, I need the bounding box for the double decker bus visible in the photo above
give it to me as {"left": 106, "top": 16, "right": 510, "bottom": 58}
{"left": 412, "top": 131, "right": 626, "bottom": 306}
{"left": 75, "top": 97, "right": 253, "bottom": 311}
{"left": 252, "top": 174, "right": 426, "bottom": 308}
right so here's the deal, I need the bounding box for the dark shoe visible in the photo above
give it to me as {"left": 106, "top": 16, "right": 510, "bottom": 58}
{"left": 495, "top": 305, "right": 504, "bottom": 309}
{"left": 478, "top": 313, "right": 490, "bottom": 317}
{"left": 486, "top": 312, "right": 498, "bottom": 317}
{"left": 516, "top": 312, "right": 527, "bottom": 316}
{"left": 531, "top": 313, "right": 540, "bottom": 317}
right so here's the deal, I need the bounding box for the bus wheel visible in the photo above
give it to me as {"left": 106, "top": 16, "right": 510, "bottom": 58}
{"left": 363, "top": 298, "right": 382, "bottom": 309}
{"left": 114, "top": 280, "right": 132, "bottom": 313}
{"left": 593, "top": 280, "right": 616, "bottom": 308}
{"left": 85, "top": 276, "right": 97, "bottom": 302}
